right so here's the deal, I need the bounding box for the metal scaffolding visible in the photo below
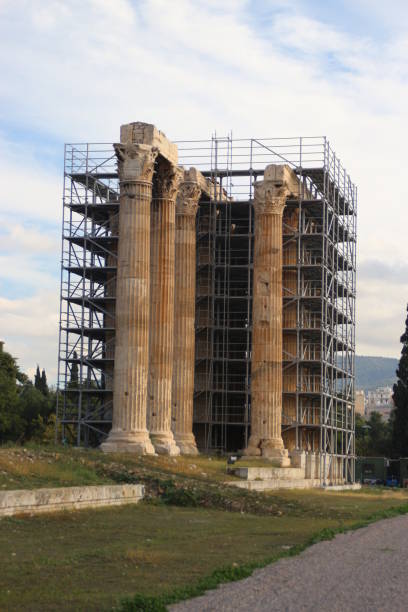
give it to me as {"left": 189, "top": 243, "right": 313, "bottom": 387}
{"left": 177, "top": 136, "right": 357, "bottom": 483}
{"left": 57, "top": 135, "right": 356, "bottom": 482}
{"left": 58, "top": 144, "right": 119, "bottom": 445}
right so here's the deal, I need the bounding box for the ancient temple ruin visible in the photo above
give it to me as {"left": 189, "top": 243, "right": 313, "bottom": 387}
{"left": 58, "top": 123, "right": 357, "bottom": 483}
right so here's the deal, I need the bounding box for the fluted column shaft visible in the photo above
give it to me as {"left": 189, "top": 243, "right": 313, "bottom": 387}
{"left": 245, "top": 174, "right": 290, "bottom": 465}
{"left": 171, "top": 178, "right": 201, "bottom": 454}
{"left": 148, "top": 163, "right": 182, "bottom": 455}
{"left": 101, "top": 143, "right": 158, "bottom": 454}
{"left": 104, "top": 210, "right": 118, "bottom": 394}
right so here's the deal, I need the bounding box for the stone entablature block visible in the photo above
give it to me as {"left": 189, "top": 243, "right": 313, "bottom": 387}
{"left": 120, "top": 122, "right": 178, "bottom": 165}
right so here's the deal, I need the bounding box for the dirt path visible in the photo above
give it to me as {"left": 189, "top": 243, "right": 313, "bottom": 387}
{"left": 171, "top": 514, "right": 408, "bottom": 612}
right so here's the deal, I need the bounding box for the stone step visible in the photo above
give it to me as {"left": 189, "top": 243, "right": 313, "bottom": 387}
{"left": 325, "top": 483, "right": 361, "bottom": 491}
{"left": 227, "top": 478, "right": 321, "bottom": 491}
{"left": 231, "top": 466, "right": 306, "bottom": 481}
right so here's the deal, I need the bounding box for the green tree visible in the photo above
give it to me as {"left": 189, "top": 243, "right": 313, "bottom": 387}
{"left": 355, "top": 413, "right": 369, "bottom": 456}
{"left": 40, "top": 369, "right": 49, "bottom": 396}
{"left": 0, "top": 343, "right": 25, "bottom": 442}
{"left": 367, "top": 411, "right": 391, "bottom": 456}
{"left": 34, "top": 365, "right": 49, "bottom": 397}
{"left": 392, "top": 304, "right": 408, "bottom": 457}
{"left": 18, "top": 384, "right": 50, "bottom": 441}
{"left": 34, "top": 365, "right": 41, "bottom": 391}
{"left": 355, "top": 411, "right": 391, "bottom": 457}
{"left": 0, "top": 344, "right": 56, "bottom": 444}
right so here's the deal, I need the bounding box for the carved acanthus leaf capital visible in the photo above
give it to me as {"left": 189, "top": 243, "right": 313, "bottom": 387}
{"left": 155, "top": 165, "right": 183, "bottom": 201}
{"left": 114, "top": 143, "right": 158, "bottom": 184}
{"left": 176, "top": 182, "right": 201, "bottom": 216}
{"left": 253, "top": 180, "right": 289, "bottom": 216}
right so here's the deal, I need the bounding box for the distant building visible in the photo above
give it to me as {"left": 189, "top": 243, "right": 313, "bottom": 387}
{"left": 366, "top": 386, "right": 394, "bottom": 420}
{"left": 355, "top": 390, "right": 365, "bottom": 417}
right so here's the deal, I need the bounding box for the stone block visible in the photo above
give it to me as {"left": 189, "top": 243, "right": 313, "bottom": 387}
{"left": 324, "top": 483, "right": 361, "bottom": 491}
{"left": 120, "top": 122, "right": 178, "bottom": 165}
{"left": 228, "top": 478, "right": 321, "bottom": 491}
{"left": 0, "top": 484, "right": 144, "bottom": 517}
{"left": 231, "top": 466, "right": 305, "bottom": 481}
{"left": 305, "top": 453, "right": 320, "bottom": 479}
{"left": 290, "top": 450, "right": 307, "bottom": 469}
{"left": 183, "top": 166, "right": 229, "bottom": 201}
{"left": 228, "top": 479, "right": 360, "bottom": 491}
{"left": 263, "top": 163, "right": 301, "bottom": 196}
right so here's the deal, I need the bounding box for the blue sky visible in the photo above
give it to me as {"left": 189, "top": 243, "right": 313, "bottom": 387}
{"left": 1, "top": 0, "right": 408, "bottom": 381}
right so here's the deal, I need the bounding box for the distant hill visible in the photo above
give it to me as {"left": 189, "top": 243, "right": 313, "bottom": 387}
{"left": 355, "top": 355, "right": 398, "bottom": 391}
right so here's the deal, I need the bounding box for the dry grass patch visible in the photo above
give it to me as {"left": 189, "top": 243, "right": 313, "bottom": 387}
{"left": 1, "top": 495, "right": 408, "bottom": 611}
{"left": 0, "top": 447, "right": 112, "bottom": 490}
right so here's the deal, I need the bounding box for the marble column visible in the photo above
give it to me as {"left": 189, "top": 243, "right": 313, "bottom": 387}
{"left": 104, "top": 209, "right": 118, "bottom": 396}
{"left": 244, "top": 165, "right": 292, "bottom": 465}
{"left": 101, "top": 143, "right": 158, "bottom": 454}
{"left": 148, "top": 161, "right": 182, "bottom": 455}
{"left": 171, "top": 171, "right": 202, "bottom": 454}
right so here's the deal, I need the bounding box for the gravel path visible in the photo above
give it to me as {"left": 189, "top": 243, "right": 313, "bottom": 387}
{"left": 171, "top": 514, "right": 408, "bottom": 612}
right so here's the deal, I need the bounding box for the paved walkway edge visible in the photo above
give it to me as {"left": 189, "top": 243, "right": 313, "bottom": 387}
{"left": 170, "top": 510, "right": 408, "bottom": 612}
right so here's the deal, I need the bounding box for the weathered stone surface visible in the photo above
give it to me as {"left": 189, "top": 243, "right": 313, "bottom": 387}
{"left": 147, "top": 160, "right": 183, "bottom": 455}
{"left": 229, "top": 480, "right": 361, "bottom": 491}
{"left": 120, "top": 122, "right": 178, "bottom": 166}
{"left": 0, "top": 485, "right": 144, "bottom": 517}
{"left": 101, "top": 141, "right": 158, "bottom": 455}
{"left": 231, "top": 466, "right": 305, "bottom": 480}
{"left": 244, "top": 164, "right": 301, "bottom": 465}
{"left": 325, "top": 484, "right": 361, "bottom": 491}
{"left": 104, "top": 209, "right": 118, "bottom": 395}
{"left": 227, "top": 460, "right": 359, "bottom": 490}
{"left": 263, "top": 164, "right": 300, "bottom": 195}
{"left": 229, "top": 478, "right": 321, "bottom": 490}
{"left": 171, "top": 169, "right": 202, "bottom": 455}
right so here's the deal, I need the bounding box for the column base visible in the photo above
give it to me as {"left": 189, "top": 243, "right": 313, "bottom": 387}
{"left": 100, "top": 430, "right": 156, "bottom": 455}
{"left": 150, "top": 432, "right": 180, "bottom": 456}
{"left": 174, "top": 433, "right": 199, "bottom": 456}
{"left": 243, "top": 437, "right": 291, "bottom": 467}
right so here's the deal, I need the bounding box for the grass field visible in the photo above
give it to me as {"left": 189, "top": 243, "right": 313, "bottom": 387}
{"left": 1, "top": 445, "right": 408, "bottom": 611}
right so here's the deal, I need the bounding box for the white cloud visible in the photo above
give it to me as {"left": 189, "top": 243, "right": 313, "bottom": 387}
{"left": 0, "top": 136, "right": 62, "bottom": 223}
{"left": 0, "top": 291, "right": 59, "bottom": 381}
{"left": 31, "top": 1, "right": 72, "bottom": 29}
{"left": 89, "top": 0, "right": 135, "bottom": 23}
{"left": 0, "top": 222, "right": 59, "bottom": 254}
{"left": 270, "top": 14, "right": 366, "bottom": 57}
{"left": 0, "top": 254, "right": 58, "bottom": 290}
{"left": 0, "top": 0, "right": 407, "bottom": 373}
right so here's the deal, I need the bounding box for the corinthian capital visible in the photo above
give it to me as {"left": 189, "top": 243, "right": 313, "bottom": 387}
{"left": 114, "top": 143, "right": 158, "bottom": 183}
{"left": 154, "top": 164, "right": 183, "bottom": 201}
{"left": 253, "top": 163, "right": 300, "bottom": 215}
{"left": 176, "top": 181, "right": 201, "bottom": 217}
{"left": 253, "top": 181, "right": 288, "bottom": 216}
